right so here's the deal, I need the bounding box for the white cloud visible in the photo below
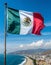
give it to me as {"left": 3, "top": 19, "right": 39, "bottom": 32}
{"left": 36, "top": 39, "right": 44, "bottom": 46}
{"left": 28, "top": 42, "right": 35, "bottom": 47}
{"left": 28, "top": 39, "right": 43, "bottom": 47}
{"left": 27, "top": 40, "right": 51, "bottom": 49}
{"left": 17, "top": 39, "right": 44, "bottom": 50}
{"left": 0, "top": 39, "right": 51, "bottom": 54}
{"left": 6, "top": 39, "right": 51, "bottom": 53}
{"left": 19, "top": 44, "right": 24, "bottom": 48}
{"left": 43, "top": 40, "right": 51, "bottom": 49}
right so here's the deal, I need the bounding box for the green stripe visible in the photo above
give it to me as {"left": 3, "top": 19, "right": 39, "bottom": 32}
{"left": 7, "top": 8, "right": 20, "bottom": 34}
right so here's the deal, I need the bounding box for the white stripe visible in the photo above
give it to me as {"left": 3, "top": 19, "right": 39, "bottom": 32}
{"left": 19, "top": 10, "right": 33, "bottom": 34}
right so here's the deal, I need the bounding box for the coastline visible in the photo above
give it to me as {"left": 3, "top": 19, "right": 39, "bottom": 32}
{"left": 24, "top": 56, "right": 34, "bottom": 65}
{"left": 19, "top": 56, "right": 34, "bottom": 65}
{"left": 6, "top": 54, "right": 34, "bottom": 65}
{"left": 18, "top": 55, "right": 26, "bottom": 65}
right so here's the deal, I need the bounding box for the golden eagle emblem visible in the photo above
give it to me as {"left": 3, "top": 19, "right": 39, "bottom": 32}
{"left": 23, "top": 17, "right": 31, "bottom": 26}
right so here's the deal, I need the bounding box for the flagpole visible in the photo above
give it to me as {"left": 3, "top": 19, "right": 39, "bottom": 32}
{"left": 4, "top": 3, "right": 7, "bottom": 65}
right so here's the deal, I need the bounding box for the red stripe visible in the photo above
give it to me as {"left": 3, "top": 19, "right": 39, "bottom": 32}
{"left": 32, "top": 13, "right": 45, "bottom": 35}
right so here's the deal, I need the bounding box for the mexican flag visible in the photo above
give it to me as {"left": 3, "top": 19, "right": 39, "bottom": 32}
{"left": 7, "top": 7, "right": 44, "bottom": 35}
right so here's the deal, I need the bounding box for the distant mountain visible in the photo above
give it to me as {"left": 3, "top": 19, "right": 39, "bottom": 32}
{"left": 41, "top": 49, "right": 51, "bottom": 55}
{"left": 10, "top": 49, "right": 50, "bottom": 55}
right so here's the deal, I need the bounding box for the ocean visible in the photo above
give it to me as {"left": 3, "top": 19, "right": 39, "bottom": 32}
{"left": 0, "top": 54, "right": 26, "bottom": 65}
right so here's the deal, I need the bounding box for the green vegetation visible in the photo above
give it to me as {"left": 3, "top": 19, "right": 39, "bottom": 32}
{"left": 33, "top": 59, "right": 37, "bottom": 65}
{"left": 28, "top": 56, "right": 37, "bottom": 65}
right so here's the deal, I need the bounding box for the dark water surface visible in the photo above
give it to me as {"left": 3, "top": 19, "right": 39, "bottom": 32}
{"left": 0, "top": 54, "right": 25, "bottom": 65}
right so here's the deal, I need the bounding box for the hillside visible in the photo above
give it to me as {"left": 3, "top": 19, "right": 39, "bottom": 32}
{"left": 42, "top": 49, "right": 51, "bottom": 55}
{"left": 9, "top": 49, "right": 49, "bottom": 55}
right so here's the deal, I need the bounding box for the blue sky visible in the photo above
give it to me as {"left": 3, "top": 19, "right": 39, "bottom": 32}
{"left": 0, "top": 0, "right": 51, "bottom": 53}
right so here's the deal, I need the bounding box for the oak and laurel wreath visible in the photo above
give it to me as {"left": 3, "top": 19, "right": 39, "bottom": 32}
{"left": 23, "top": 17, "right": 31, "bottom": 26}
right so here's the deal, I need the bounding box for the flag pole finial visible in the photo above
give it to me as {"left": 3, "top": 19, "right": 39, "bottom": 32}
{"left": 4, "top": 3, "right": 7, "bottom": 5}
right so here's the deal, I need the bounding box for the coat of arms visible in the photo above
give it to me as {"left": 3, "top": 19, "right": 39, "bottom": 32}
{"left": 23, "top": 17, "right": 31, "bottom": 26}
